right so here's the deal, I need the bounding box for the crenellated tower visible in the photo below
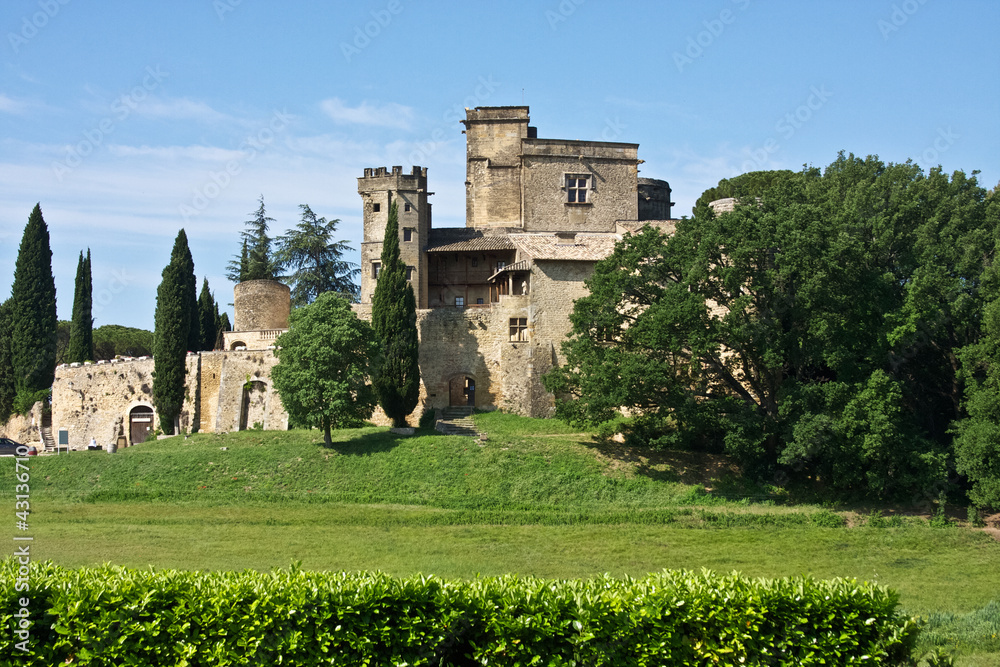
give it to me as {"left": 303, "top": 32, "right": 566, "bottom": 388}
{"left": 357, "top": 165, "right": 431, "bottom": 309}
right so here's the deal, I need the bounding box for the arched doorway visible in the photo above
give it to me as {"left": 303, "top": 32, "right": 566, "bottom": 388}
{"left": 449, "top": 376, "right": 475, "bottom": 407}
{"left": 230, "top": 340, "right": 247, "bottom": 350}
{"left": 240, "top": 380, "right": 268, "bottom": 430}
{"left": 129, "top": 405, "right": 155, "bottom": 444}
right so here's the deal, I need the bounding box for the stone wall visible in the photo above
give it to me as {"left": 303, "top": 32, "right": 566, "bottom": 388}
{"left": 233, "top": 280, "right": 290, "bottom": 332}
{"left": 0, "top": 402, "right": 45, "bottom": 446}
{"left": 202, "top": 350, "right": 287, "bottom": 433}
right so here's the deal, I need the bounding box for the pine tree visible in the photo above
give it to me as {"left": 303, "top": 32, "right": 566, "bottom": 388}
{"left": 227, "top": 196, "right": 278, "bottom": 283}
{"left": 197, "top": 278, "right": 218, "bottom": 351}
{"left": 0, "top": 299, "right": 15, "bottom": 423}
{"left": 10, "top": 203, "right": 57, "bottom": 411}
{"left": 153, "top": 230, "right": 195, "bottom": 433}
{"left": 274, "top": 204, "right": 360, "bottom": 306}
{"left": 67, "top": 249, "right": 94, "bottom": 363}
{"left": 370, "top": 200, "right": 420, "bottom": 428}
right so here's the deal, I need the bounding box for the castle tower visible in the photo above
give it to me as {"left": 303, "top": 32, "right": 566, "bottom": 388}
{"left": 461, "top": 106, "right": 534, "bottom": 229}
{"left": 357, "top": 165, "right": 430, "bottom": 308}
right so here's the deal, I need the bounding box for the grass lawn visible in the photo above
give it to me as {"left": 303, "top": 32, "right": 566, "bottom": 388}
{"left": 8, "top": 412, "right": 1000, "bottom": 663}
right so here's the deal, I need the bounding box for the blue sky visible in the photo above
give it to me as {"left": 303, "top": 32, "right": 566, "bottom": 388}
{"left": 1, "top": 0, "right": 997, "bottom": 331}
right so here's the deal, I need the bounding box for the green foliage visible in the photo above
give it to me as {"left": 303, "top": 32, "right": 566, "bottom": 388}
{"left": 10, "top": 203, "right": 57, "bottom": 404}
{"left": 153, "top": 230, "right": 196, "bottom": 434}
{"left": 417, "top": 407, "right": 436, "bottom": 430}
{"left": 67, "top": 249, "right": 94, "bottom": 363}
{"left": 548, "top": 155, "right": 996, "bottom": 501}
{"left": 215, "top": 309, "right": 231, "bottom": 350}
{"left": 0, "top": 562, "right": 920, "bottom": 666}
{"left": 227, "top": 195, "right": 279, "bottom": 282}
{"left": 691, "top": 168, "right": 795, "bottom": 218}
{"left": 272, "top": 292, "right": 379, "bottom": 446}
{"left": 11, "top": 387, "right": 49, "bottom": 417}
{"left": 0, "top": 299, "right": 15, "bottom": 422}
{"left": 92, "top": 324, "right": 154, "bottom": 360}
{"left": 371, "top": 200, "right": 420, "bottom": 428}
{"left": 197, "top": 278, "right": 218, "bottom": 351}
{"left": 274, "top": 204, "right": 360, "bottom": 306}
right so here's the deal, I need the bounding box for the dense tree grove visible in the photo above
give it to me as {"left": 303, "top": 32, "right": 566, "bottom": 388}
{"left": 9, "top": 204, "right": 57, "bottom": 413}
{"left": 153, "top": 230, "right": 197, "bottom": 434}
{"left": 370, "top": 200, "right": 420, "bottom": 428}
{"left": 546, "top": 154, "right": 1000, "bottom": 505}
{"left": 274, "top": 204, "right": 360, "bottom": 306}
{"left": 271, "top": 292, "right": 379, "bottom": 446}
{"left": 92, "top": 325, "right": 154, "bottom": 360}
{"left": 67, "top": 249, "right": 94, "bottom": 363}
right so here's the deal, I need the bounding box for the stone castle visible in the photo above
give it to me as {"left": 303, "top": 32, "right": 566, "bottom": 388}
{"left": 4, "top": 106, "right": 676, "bottom": 448}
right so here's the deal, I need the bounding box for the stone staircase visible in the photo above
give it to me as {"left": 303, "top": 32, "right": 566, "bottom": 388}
{"left": 40, "top": 413, "right": 56, "bottom": 451}
{"left": 434, "top": 406, "right": 480, "bottom": 437}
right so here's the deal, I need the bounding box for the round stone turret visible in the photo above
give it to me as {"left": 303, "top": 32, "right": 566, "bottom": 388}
{"left": 233, "top": 280, "right": 290, "bottom": 332}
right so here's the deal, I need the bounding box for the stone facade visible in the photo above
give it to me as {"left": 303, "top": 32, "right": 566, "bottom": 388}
{"left": 356, "top": 106, "right": 678, "bottom": 420}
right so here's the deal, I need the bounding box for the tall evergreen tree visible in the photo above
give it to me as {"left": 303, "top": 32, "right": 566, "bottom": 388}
{"left": 197, "top": 278, "right": 218, "bottom": 351}
{"left": 215, "top": 309, "right": 231, "bottom": 351}
{"left": 370, "top": 200, "right": 420, "bottom": 427}
{"left": 274, "top": 204, "right": 360, "bottom": 306}
{"left": 10, "top": 203, "right": 57, "bottom": 411}
{"left": 227, "top": 195, "right": 278, "bottom": 283}
{"left": 0, "top": 300, "right": 15, "bottom": 423}
{"left": 153, "top": 230, "right": 196, "bottom": 433}
{"left": 67, "top": 249, "right": 94, "bottom": 363}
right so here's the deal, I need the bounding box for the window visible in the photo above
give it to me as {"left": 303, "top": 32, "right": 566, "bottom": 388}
{"left": 476, "top": 298, "right": 484, "bottom": 305}
{"left": 455, "top": 297, "right": 464, "bottom": 308}
{"left": 496, "top": 260, "right": 506, "bottom": 272}
{"left": 372, "top": 262, "right": 381, "bottom": 279}
{"left": 404, "top": 203, "right": 411, "bottom": 212}
{"left": 403, "top": 227, "right": 413, "bottom": 242}
{"left": 372, "top": 203, "right": 381, "bottom": 213}
{"left": 566, "top": 175, "right": 590, "bottom": 203}
{"left": 471, "top": 257, "right": 478, "bottom": 267}
{"left": 509, "top": 318, "right": 528, "bottom": 342}
{"left": 406, "top": 266, "right": 414, "bottom": 280}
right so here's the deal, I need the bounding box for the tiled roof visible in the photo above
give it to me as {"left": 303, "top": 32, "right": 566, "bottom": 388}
{"left": 487, "top": 259, "right": 531, "bottom": 282}
{"left": 509, "top": 233, "right": 619, "bottom": 261}
{"left": 426, "top": 227, "right": 518, "bottom": 252}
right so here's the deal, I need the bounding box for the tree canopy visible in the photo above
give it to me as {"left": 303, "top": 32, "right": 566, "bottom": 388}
{"left": 370, "top": 200, "right": 420, "bottom": 428}
{"left": 10, "top": 203, "right": 57, "bottom": 413}
{"left": 274, "top": 204, "right": 360, "bottom": 306}
{"left": 67, "top": 249, "right": 94, "bottom": 363}
{"left": 271, "top": 292, "right": 379, "bottom": 446}
{"left": 227, "top": 195, "right": 279, "bottom": 283}
{"left": 546, "top": 154, "right": 998, "bottom": 502}
{"left": 153, "top": 229, "right": 196, "bottom": 433}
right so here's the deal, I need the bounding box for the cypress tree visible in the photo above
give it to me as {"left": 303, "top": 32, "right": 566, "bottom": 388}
{"left": 371, "top": 200, "right": 420, "bottom": 427}
{"left": 10, "top": 203, "right": 57, "bottom": 410}
{"left": 67, "top": 249, "right": 94, "bottom": 363}
{"left": 197, "top": 278, "right": 218, "bottom": 351}
{"left": 215, "top": 309, "right": 231, "bottom": 350}
{"left": 153, "top": 230, "right": 195, "bottom": 433}
{"left": 0, "top": 300, "right": 15, "bottom": 422}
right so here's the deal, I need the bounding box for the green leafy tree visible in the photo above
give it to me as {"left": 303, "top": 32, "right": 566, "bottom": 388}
{"left": 275, "top": 204, "right": 360, "bottom": 306}
{"left": 546, "top": 155, "right": 994, "bottom": 500}
{"left": 197, "top": 279, "right": 218, "bottom": 351}
{"left": 0, "top": 300, "right": 14, "bottom": 422}
{"left": 10, "top": 203, "right": 57, "bottom": 412}
{"left": 370, "top": 200, "right": 420, "bottom": 428}
{"left": 67, "top": 249, "right": 94, "bottom": 363}
{"left": 227, "top": 195, "right": 279, "bottom": 283}
{"left": 272, "top": 292, "right": 379, "bottom": 446}
{"left": 153, "top": 230, "right": 196, "bottom": 434}
{"left": 92, "top": 325, "right": 154, "bottom": 360}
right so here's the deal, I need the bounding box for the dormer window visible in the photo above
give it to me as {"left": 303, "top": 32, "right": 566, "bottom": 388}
{"left": 566, "top": 175, "right": 590, "bottom": 203}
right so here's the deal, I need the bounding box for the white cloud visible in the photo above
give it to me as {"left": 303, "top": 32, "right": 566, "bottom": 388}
{"left": 0, "top": 94, "right": 27, "bottom": 114}
{"left": 134, "top": 98, "right": 233, "bottom": 124}
{"left": 106, "top": 144, "right": 246, "bottom": 162}
{"left": 320, "top": 98, "right": 414, "bottom": 130}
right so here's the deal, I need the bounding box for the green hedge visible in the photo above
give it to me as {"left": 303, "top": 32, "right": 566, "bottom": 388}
{"left": 2, "top": 561, "right": 919, "bottom": 665}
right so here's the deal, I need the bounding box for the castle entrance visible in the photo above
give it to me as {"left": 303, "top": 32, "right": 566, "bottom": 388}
{"left": 449, "top": 376, "right": 475, "bottom": 407}
{"left": 129, "top": 405, "right": 154, "bottom": 444}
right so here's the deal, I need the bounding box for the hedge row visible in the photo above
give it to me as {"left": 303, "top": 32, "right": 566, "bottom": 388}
{"left": 2, "top": 561, "right": 920, "bottom": 666}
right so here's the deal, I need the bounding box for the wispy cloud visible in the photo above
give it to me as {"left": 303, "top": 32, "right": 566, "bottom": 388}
{"left": 0, "top": 94, "right": 28, "bottom": 114}
{"left": 106, "top": 144, "right": 246, "bottom": 162}
{"left": 135, "top": 98, "right": 233, "bottom": 124}
{"left": 320, "top": 98, "right": 414, "bottom": 130}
